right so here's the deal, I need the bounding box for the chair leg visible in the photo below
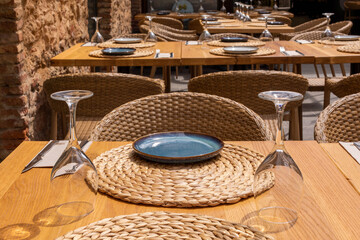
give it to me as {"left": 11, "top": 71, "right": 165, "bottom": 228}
{"left": 323, "top": 79, "right": 331, "bottom": 109}
{"left": 50, "top": 110, "right": 58, "bottom": 140}
{"left": 340, "top": 63, "right": 346, "bottom": 76}
{"left": 313, "top": 64, "right": 320, "bottom": 78}
{"left": 150, "top": 66, "right": 157, "bottom": 78}
{"left": 330, "top": 64, "right": 336, "bottom": 77}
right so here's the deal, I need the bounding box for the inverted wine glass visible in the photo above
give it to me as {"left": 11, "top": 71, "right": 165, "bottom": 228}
{"left": 250, "top": 0, "right": 254, "bottom": 10}
{"left": 199, "top": 15, "right": 211, "bottom": 47}
{"left": 149, "top": 0, "right": 155, "bottom": 13}
{"left": 145, "top": 16, "right": 157, "bottom": 42}
{"left": 253, "top": 91, "right": 304, "bottom": 229}
{"left": 273, "top": 0, "right": 278, "bottom": 10}
{"left": 244, "top": 5, "right": 252, "bottom": 22}
{"left": 199, "top": 0, "right": 205, "bottom": 12}
{"left": 259, "top": 14, "right": 273, "bottom": 41}
{"left": 174, "top": 0, "right": 180, "bottom": 14}
{"left": 90, "top": 17, "right": 104, "bottom": 44}
{"left": 50, "top": 90, "right": 98, "bottom": 219}
{"left": 220, "top": 0, "right": 226, "bottom": 12}
{"left": 321, "top": 13, "right": 335, "bottom": 45}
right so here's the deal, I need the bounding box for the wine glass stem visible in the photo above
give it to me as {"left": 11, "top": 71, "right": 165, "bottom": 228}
{"left": 149, "top": 19, "right": 152, "bottom": 30}
{"left": 275, "top": 102, "right": 286, "bottom": 146}
{"left": 327, "top": 17, "right": 330, "bottom": 27}
{"left": 265, "top": 17, "right": 268, "bottom": 29}
{"left": 95, "top": 19, "right": 99, "bottom": 32}
{"left": 66, "top": 101, "right": 79, "bottom": 144}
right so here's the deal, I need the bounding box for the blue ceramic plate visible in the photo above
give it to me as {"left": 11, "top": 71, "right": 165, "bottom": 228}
{"left": 101, "top": 48, "right": 136, "bottom": 56}
{"left": 132, "top": 132, "right": 224, "bottom": 163}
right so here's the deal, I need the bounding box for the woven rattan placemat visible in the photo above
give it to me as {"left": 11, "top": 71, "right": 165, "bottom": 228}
{"left": 210, "top": 47, "right": 276, "bottom": 57}
{"left": 93, "top": 143, "right": 273, "bottom": 207}
{"left": 247, "top": 23, "right": 288, "bottom": 27}
{"left": 337, "top": 44, "right": 360, "bottom": 53}
{"left": 56, "top": 211, "right": 274, "bottom": 240}
{"left": 97, "top": 40, "right": 155, "bottom": 49}
{"left": 89, "top": 49, "right": 154, "bottom": 58}
{"left": 319, "top": 39, "right": 360, "bottom": 46}
{"left": 207, "top": 40, "right": 266, "bottom": 47}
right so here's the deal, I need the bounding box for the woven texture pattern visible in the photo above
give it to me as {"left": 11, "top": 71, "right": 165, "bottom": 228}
{"left": 337, "top": 43, "right": 360, "bottom": 53}
{"left": 270, "top": 15, "right": 292, "bottom": 25}
{"left": 289, "top": 31, "right": 345, "bottom": 41}
{"left": 90, "top": 92, "right": 272, "bottom": 141}
{"left": 279, "top": 17, "right": 327, "bottom": 40}
{"left": 56, "top": 211, "right": 274, "bottom": 240}
{"left": 140, "top": 24, "right": 198, "bottom": 41}
{"left": 209, "top": 47, "right": 276, "bottom": 57}
{"left": 315, "top": 92, "right": 360, "bottom": 142}
{"left": 315, "top": 20, "right": 353, "bottom": 34}
{"left": 152, "top": 17, "right": 184, "bottom": 29}
{"left": 93, "top": 143, "right": 273, "bottom": 207}
{"left": 89, "top": 49, "right": 154, "bottom": 58}
{"left": 210, "top": 33, "right": 258, "bottom": 41}
{"left": 319, "top": 39, "right": 359, "bottom": 45}
{"left": 328, "top": 73, "right": 360, "bottom": 98}
{"left": 97, "top": 40, "right": 155, "bottom": 48}
{"left": 207, "top": 40, "right": 265, "bottom": 47}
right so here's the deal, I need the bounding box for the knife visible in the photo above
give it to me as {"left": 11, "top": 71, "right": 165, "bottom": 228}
{"left": 353, "top": 142, "right": 360, "bottom": 151}
{"left": 22, "top": 140, "right": 57, "bottom": 173}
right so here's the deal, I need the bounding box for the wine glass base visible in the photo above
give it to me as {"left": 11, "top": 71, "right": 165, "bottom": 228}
{"left": 0, "top": 224, "right": 39, "bottom": 240}
{"left": 56, "top": 201, "right": 94, "bottom": 218}
{"left": 258, "top": 206, "right": 298, "bottom": 225}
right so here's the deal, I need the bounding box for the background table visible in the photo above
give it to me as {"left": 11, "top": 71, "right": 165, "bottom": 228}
{"left": 0, "top": 141, "right": 359, "bottom": 239}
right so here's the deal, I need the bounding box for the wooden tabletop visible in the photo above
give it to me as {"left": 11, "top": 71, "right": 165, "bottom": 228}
{"left": 0, "top": 141, "right": 359, "bottom": 239}
{"left": 50, "top": 42, "right": 182, "bottom": 67}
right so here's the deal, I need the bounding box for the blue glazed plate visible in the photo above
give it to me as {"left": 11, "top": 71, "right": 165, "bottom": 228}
{"left": 101, "top": 48, "right": 136, "bottom": 56}
{"left": 132, "top": 132, "right": 224, "bottom": 163}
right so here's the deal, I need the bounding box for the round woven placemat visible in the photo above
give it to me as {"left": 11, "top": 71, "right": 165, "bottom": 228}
{"left": 93, "top": 144, "right": 273, "bottom": 207}
{"left": 210, "top": 47, "right": 276, "bottom": 57}
{"left": 319, "top": 39, "right": 360, "bottom": 46}
{"left": 337, "top": 44, "right": 360, "bottom": 53}
{"left": 97, "top": 40, "right": 155, "bottom": 49}
{"left": 207, "top": 40, "right": 266, "bottom": 47}
{"left": 89, "top": 49, "right": 154, "bottom": 58}
{"left": 247, "top": 23, "right": 288, "bottom": 27}
{"left": 56, "top": 211, "right": 274, "bottom": 240}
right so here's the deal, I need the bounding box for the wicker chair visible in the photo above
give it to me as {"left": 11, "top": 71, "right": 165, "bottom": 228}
{"left": 44, "top": 73, "right": 165, "bottom": 140}
{"left": 139, "top": 24, "right": 198, "bottom": 41}
{"left": 152, "top": 17, "right": 184, "bottom": 30}
{"left": 270, "top": 15, "right": 292, "bottom": 26}
{"left": 90, "top": 92, "right": 273, "bottom": 141}
{"left": 327, "top": 73, "right": 360, "bottom": 98}
{"left": 279, "top": 17, "right": 328, "bottom": 40}
{"left": 188, "top": 70, "right": 309, "bottom": 140}
{"left": 314, "top": 92, "right": 360, "bottom": 142}
{"left": 315, "top": 20, "right": 353, "bottom": 34}
{"left": 290, "top": 31, "right": 348, "bottom": 108}
{"left": 188, "top": 18, "right": 203, "bottom": 35}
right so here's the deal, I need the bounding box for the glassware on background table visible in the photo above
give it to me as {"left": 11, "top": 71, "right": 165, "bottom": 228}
{"left": 145, "top": 16, "right": 157, "bottom": 42}
{"left": 244, "top": 5, "right": 252, "bottom": 22}
{"left": 235, "top": 2, "right": 240, "bottom": 18}
{"left": 321, "top": 13, "right": 335, "bottom": 45}
{"left": 90, "top": 17, "right": 104, "bottom": 45}
{"left": 250, "top": 0, "right": 254, "bottom": 10}
{"left": 239, "top": 3, "right": 245, "bottom": 21}
{"left": 273, "top": 0, "right": 278, "bottom": 10}
{"left": 253, "top": 91, "right": 304, "bottom": 229}
{"left": 50, "top": 90, "right": 98, "bottom": 219}
{"left": 220, "top": 0, "right": 226, "bottom": 12}
{"left": 199, "top": 0, "right": 205, "bottom": 12}
{"left": 257, "top": 0, "right": 262, "bottom": 7}
{"left": 199, "top": 15, "right": 212, "bottom": 48}
{"left": 174, "top": 0, "right": 180, "bottom": 14}
{"left": 259, "top": 14, "right": 273, "bottom": 41}
{"left": 149, "top": 0, "right": 155, "bottom": 13}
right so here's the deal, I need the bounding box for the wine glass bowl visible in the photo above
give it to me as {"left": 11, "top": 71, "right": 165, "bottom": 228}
{"left": 220, "top": 0, "right": 226, "bottom": 12}
{"left": 90, "top": 17, "right": 104, "bottom": 44}
{"left": 199, "top": 15, "right": 211, "bottom": 45}
{"left": 199, "top": 0, "right": 205, "bottom": 12}
{"left": 321, "top": 13, "right": 335, "bottom": 45}
{"left": 260, "top": 14, "right": 273, "bottom": 41}
{"left": 50, "top": 90, "right": 98, "bottom": 219}
{"left": 253, "top": 91, "right": 304, "bottom": 229}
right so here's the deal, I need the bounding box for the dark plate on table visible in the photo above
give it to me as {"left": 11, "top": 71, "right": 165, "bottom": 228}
{"left": 258, "top": 10, "right": 271, "bottom": 14}
{"left": 202, "top": 17, "right": 218, "bottom": 21}
{"left": 221, "top": 36, "right": 248, "bottom": 42}
{"left": 132, "top": 132, "right": 224, "bottom": 163}
{"left": 157, "top": 10, "right": 171, "bottom": 15}
{"left": 268, "top": 21, "right": 285, "bottom": 25}
{"left": 335, "top": 35, "right": 360, "bottom": 41}
{"left": 102, "top": 48, "right": 136, "bottom": 56}
{"left": 206, "top": 10, "right": 219, "bottom": 14}
{"left": 223, "top": 46, "right": 258, "bottom": 54}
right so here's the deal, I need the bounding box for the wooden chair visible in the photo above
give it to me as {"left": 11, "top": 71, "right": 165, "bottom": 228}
{"left": 188, "top": 70, "right": 309, "bottom": 140}
{"left": 44, "top": 73, "right": 164, "bottom": 140}
{"left": 90, "top": 92, "right": 273, "bottom": 141}
{"left": 315, "top": 92, "right": 360, "bottom": 142}
{"left": 290, "top": 31, "right": 348, "bottom": 108}
{"left": 327, "top": 73, "right": 360, "bottom": 98}
{"left": 279, "top": 17, "right": 328, "bottom": 40}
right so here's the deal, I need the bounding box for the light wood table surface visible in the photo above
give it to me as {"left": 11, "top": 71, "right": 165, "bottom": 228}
{"left": 0, "top": 141, "right": 359, "bottom": 239}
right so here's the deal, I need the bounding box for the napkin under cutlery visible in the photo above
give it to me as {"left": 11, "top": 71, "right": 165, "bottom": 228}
{"left": 155, "top": 52, "right": 174, "bottom": 58}
{"left": 339, "top": 142, "right": 360, "bottom": 164}
{"left": 185, "top": 41, "right": 202, "bottom": 45}
{"left": 22, "top": 140, "right": 92, "bottom": 172}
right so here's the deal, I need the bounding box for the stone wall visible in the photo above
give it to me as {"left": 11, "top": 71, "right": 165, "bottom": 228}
{"left": 0, "top": 0, "right": 89, "bottom": 159}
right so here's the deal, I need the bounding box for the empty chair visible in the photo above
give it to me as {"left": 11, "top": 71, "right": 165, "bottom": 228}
{"left": 315, "top": 20, "right": 353, "bottom": 34}
{"left": 315, "top": 92, "right": 360, "bottom": 142}
{"left": 152, "top": 17, "right": 184, "bottom": 30}
{"left": 279, "top": 17, "right": 327, "bottom": 40}
{"left": 188, "top": 70, "right": 309, "bottom": 140}
{"left": 90, "top": 92, "right": 273, "bottom": 141}
{"left": 139, "top": 24, "right": 198, "bottom": 41}
{"left": 270, "top": 15, "right": 292, "bottom": 26}
{"left": 44, "top": 73, "right": 165, "bottom": 140}
{"left": 327, "top": 73, "right": 360, "bottom": 98}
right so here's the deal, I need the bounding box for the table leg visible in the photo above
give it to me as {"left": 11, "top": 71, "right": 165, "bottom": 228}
{"left": 351, "top": 63, "right": 360, "bottom": 74}
{"left": 163, "top": 66, "right": 171, "bottom": 93}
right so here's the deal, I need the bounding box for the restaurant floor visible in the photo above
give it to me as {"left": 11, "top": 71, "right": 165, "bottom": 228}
{"left": 142, "top": 63, "right": 347, "bottom": 140}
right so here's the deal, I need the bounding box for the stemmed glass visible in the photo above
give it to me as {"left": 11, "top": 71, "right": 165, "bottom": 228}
{"left": 50, "top": 90, "right": 98, "bottom": 219}
{"left": 273, "top": 0, "right": 278, "bottom": 10}
{"left": 244, "top": 5, "right": 252, "bottom": 22}
{"left": 174, "top": 0, "right": 180, "bottom": 14}
{"left": 259, "top": 14, "right": 273, "bottom": 41}
{"left": 253, "top": 91, "right": 304, "bottom": 229}
{"left": 90, "top": 17, "right": 104, "bottom": 45}
{"left": 145, "top": 16, "right": 157, "bottom": 42}
{"left": 199, "top": 0, "right": 205, "bottom": 12}
{"left": 257, "top": 0, "right": 262, "bottom": 7}
{"left": 220, "top": 0, "right": 226, "bottom": 12}
{"left": 235, "top": 2, "right": 240, "bottom": 18}
{"left": 321, "top": 13, "right": 335, "bottom": 44}
{"left": 149, "top": 0, "right": 155, "bottom": 13}
{"left": 199, "top": 15, "right": 211, "bottom": 48}
{"left": 239, "top": 3, "right": 245, "bottom": 21}
{"left": 249, "top": 0, "right": 254, "bottom": 10}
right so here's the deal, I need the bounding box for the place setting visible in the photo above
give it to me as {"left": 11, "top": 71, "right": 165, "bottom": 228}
{"left": 207, "top": 36, "right": 266, "bottom": 47}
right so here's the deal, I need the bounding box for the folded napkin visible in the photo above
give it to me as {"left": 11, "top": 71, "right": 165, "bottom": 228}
{"left": 82, "top": 42, "right": 98, "bottom": 47}
{"left": 282, "top": 50, "right": 304, "bottom": 56}
{"left": 339, "top": 142, "right": 360, "bottom": 164}
{"left": 186, "top": 41, "right": 201, "bottom": 45}
{"left": 156, "top": 53, "right": 173, "bottom": 58}
{"left": 31, "top": 140, "right": 93, "bottom": 168}
{"left": 295, "top": 40, "right": 313, "bottom": 44}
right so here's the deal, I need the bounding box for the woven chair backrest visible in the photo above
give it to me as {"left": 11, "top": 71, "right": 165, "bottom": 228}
{"left": 271, "top": 15, "right": 292, "bottom": 25}
{"left": 329, "top": 73, "right": 360, "bottom": 98}
{"left": 90, "top": 92, "right": 273, "bottom": 141}
{"left": 188, "top": 70, "right": 309, "bottom": 115}
{"left": 289, "top": 31, "right": 345, "bottom": 41}
{"left": 210, "top": 33, "right": 258, "bottom": 41}
{"left": 152, "top": 17, "right": 184, "bottom": 30}
{"left": 315, "top": 92, "right": 360, "bottom": 142}
{"left": 294, "top": 17, "right": 327, "bottom": 33}
{"left": 44, "top": 73, "right": 165, "bottom": 117}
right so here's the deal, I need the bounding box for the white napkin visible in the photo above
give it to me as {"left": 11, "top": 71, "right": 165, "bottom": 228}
{"left": 282, "top": 50, "right": 303, "bottom": 56}
{"left": 295, "top": 40, "right": 313, "bottom": 44}
{"left": 32, "top": 141, "right": 93, "bottom": 168}
{"left": 82, "top": 42, "right": 97, "bottom": 47}
{"left": 339, "top": 142, "right": 360, "bottom": 164}
{"left": 186, "top": 41, "right": 201, "bottom": 45}
{"left": 157, "top": 53, "right": 173, "bottom": 58}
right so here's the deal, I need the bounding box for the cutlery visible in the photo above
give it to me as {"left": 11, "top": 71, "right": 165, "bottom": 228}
{"left": 279, "top": 46, "right": 288, "bottom": 55}
{"left": 353, "top": 142, "right": 360, "bottom": 151}
{"left": 154, "top": 49, "right": 160, "bottom": 58}
{"left": 22, "top": 140, "right": 58, "bottom": 173}
{"left": 295, "top": 50, "right": 304, "bottom": 56}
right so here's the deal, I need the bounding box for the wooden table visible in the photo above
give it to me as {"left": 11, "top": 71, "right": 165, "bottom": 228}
{"left": 0, "top": 141, "right": 359, "bottom": 239}
{"left": 50, "top": 42, "right": 182, "bottom": 93}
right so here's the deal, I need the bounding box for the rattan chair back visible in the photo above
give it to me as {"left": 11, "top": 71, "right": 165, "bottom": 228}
{"left": 315, "top": 20, "right": 353, "bottom": 34}
{"left": 188, "top": 18, "right": 204, "bottom": 35}
{"left": 90, "top": 92, "right": 273, "bottom": 141}
{"left": 152, "top": 17, "right": 184, "bottom": 30}
{"left": 294, "top": 17, "right": 328, "bottom": 32}
{"left": 44, "top": 73, "right": 165, "bottom": 117}
{"left": 289, "top": 31, "right": 345, "bottom": 41}
{"left": 328, "top": 73, "right": 360, "bottom": 98}
{"left": 210, "top": 33, "right": 258, "bottom": 41}
{"left": 271, "top": 15, "right": 292, "bottom": 26}
{"left": 139, "top": 24, "right": 198, "bottom": 41}
{"left": 188, "top": 70, "right": 309, "bottom": 115}
{"left": 315, "top": 92, "right": 360, "bottom": 142}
